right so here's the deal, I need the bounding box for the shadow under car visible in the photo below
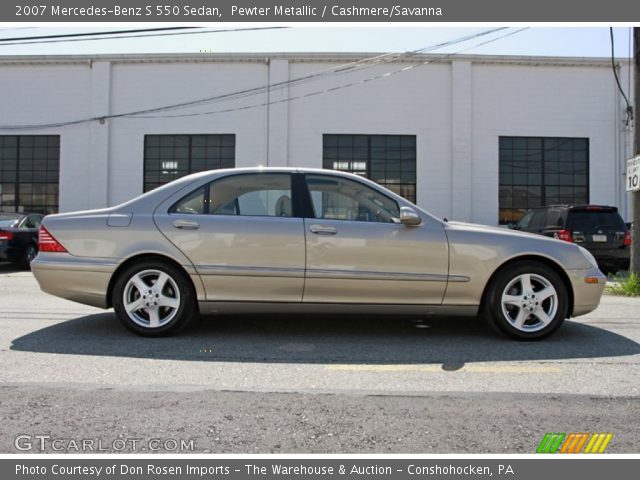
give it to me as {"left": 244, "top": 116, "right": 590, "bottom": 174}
{"left": 10, "top": 312, "right": 640, "bottom": 366}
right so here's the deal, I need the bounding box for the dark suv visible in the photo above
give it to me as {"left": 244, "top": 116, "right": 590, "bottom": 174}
{"left": 515, "top": 205, "right": 630, "bottom": 274}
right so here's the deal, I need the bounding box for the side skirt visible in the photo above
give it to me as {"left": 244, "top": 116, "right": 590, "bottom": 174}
{"left": 197, "top": 302, "right": 479, "bottom": 316}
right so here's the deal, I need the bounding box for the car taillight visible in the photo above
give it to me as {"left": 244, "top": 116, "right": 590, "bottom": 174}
{"left": 556, "top": 229, "right": 574, "bottom": 243}
{"left": 0, "top": 230, "right": 13, "bottom": 241}
{"left": 38, "top": 225, "right": 67, "bottom": 253}
{"left": 623, "top": 230, "right": 632, "bottom": 246}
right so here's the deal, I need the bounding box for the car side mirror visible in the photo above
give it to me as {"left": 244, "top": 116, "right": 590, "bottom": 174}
{"left": 399, "top": 206, "right": 421, "bottom": 226}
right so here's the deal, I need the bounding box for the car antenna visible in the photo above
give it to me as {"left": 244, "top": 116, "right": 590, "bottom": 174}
{"left": 443, "top": 217, "right": 448, "bottom": 222}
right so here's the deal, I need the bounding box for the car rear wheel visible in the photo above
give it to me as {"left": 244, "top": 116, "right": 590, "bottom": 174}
{"left": 484, "top": 261, "right": 568, "bottom": 340}
{"left": 21, "top": 244, "right": 37, "bottom": 270}
{"left": 112, "top": 261, "right": 197, "bottom": 336}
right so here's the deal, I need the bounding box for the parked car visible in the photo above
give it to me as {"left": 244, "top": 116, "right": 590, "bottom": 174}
{"left": 514, "top": 205, "right": 630, "bottom": 274}
{"left": 0, "top": 212, "right": 43, "bottom": 269}
{"left": 32, "top": 168, "right": 606, "bottom": 340}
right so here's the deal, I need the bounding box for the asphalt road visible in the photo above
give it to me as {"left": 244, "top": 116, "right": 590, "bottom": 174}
{"left": 0, "top": 264, "right": 639, "bottom": 453}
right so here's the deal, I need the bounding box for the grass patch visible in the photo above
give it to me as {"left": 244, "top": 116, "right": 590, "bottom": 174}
{"left": 606, "top": 272, "right": 640, "bottom": 297}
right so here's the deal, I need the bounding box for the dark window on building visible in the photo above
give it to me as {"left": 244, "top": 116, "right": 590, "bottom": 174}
{"left": 143, "top": 134, "right": 235, "bottom": 192}
{"left": 499, "top": 137, "right": 589, "bottom": 224}
{"left": 323, "top": 134, "right": 417, "bottom": 203}
{"left": 0, "top": 135, "right": 60, "bottom": 215}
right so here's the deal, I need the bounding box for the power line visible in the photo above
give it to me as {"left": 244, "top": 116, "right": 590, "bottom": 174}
{"left": 0, "top": 26, "right": 288, "bottom": 47}
{"left": 0, "top": 27, "right": 516, "bottom": 130}
{"left": 122, "top": 27, "right": 509, "bottom": 118}
{"left": 0, "top": 27, "right": 195, "bottom": 43}
{"left": 134, "top": 28, "right": 528, "bottom": 120}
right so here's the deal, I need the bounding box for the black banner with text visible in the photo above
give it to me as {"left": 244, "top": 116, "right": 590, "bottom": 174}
{"left": 4, "top": 0, "right": 640, "bottom": 23}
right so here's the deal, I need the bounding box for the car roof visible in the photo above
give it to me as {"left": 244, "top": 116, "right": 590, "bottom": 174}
{"left": 156, "top": 167, "right": 390, "bottom": 193}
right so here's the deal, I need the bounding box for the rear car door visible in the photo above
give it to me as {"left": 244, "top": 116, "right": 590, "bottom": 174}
{"left": 154, "top": 172, "right": 306, "bottom": 302}
{"left": 302, "top": 173, "right": 449, "bottom": 304}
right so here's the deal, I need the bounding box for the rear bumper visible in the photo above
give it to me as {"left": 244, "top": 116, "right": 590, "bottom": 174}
{"left": 588, "top": 247, "right": 630, "bottom": 266}
{"left": 0, "top": 244, "right": 18, "bottom": 262}
{"left": 31, "top": 253, "right": 117, "bottom": 309}
{"left": 567, "top": 266, "right": 607, "bottom": 317}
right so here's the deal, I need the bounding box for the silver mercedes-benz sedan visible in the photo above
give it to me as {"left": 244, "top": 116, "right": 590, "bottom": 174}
{"left": 32, "top": 167, "right": 606, "bottom": 339}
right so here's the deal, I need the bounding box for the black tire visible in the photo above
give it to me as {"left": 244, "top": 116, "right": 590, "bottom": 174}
{"left": 112, "top": 260, "right": 197, "bottom": 337}
{"left": 483, "top": 261, "right": 569, "bottom": 340}
{"left": 21, "top": 243, "right": 38, "bottom": 270}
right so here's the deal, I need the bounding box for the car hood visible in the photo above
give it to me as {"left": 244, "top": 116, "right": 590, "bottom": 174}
{"left": 445, "top": 220, "right": 551, "bottom": 240}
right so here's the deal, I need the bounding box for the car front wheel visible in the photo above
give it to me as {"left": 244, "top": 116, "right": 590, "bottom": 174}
{"left": 484, "top": 261, "right": 568, "bottom": 340}
{"left": 112, "top": 261, "right": 197, "bottom": 336}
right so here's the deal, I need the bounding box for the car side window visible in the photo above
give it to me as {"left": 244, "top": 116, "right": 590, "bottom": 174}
{"left": 209, "top": 173, "right": 293, "bottom": 217}
{"left": 529, "top": 211, "right": 546, "bottom": 231}
{"left": 545, "top": 209, "right": 564, "bottom": 228}
{"left": 305, "top": 174, "right": 400, "bottom": 223}
{"left": 20, "top": 215, "right": 40, "bottom": 229}
{"left": 517, "top": 211, "right": 533, "bottom": 229}
{"left": 171, "top": 187, "right": 206, "bottom": 215}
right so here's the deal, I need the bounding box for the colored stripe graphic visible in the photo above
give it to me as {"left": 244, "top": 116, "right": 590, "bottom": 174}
{"left": 584, "top": 433, "right": 614, "bottom": 453}
{"left": 538, "top": 433, "right": 613, "bottom": 453}
{"left": 537, "top": 433, "right": 565, "bottom": 453}
{"left": 597, "top": 434, "right": 613, "bottom": 453}
{"left": 571, "top": 433, "right": 589, "bottom": 453}
{"left": 560, "top": 433, "right": 578, "bottom": 453}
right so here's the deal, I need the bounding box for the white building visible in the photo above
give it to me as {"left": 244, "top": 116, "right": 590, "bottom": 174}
{"left": 0, "top": 53, "right": 634, "bottom": 225}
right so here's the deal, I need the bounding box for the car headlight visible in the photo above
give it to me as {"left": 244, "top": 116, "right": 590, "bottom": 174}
{"left": 578, "top": 245, "right": 599, "bottom": 269}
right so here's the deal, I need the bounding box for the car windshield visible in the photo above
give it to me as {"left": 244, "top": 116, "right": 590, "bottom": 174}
{"left": 0, "top": 215, "right": 21, "bottom": 227}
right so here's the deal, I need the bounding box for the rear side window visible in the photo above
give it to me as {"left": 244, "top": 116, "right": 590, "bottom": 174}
{"left": 170, "top": 174, "right": 293, "bottom": 217}
{"left": 517, "top": 211, "right": 533, "bottom": 229}
{"left": 210, "top": 173, "right": 292, "bottom": 217}
{"left": 568, "top": 211, "right": 625, "bottom": 231}
{"left": 528, "top": 211, "right": 547, "bottom": 231}
{"left": 544, "top": 209, "right": 565, "bottom": 228}
{"left": 171, "top": 187, "right": 205, "bottom": 215}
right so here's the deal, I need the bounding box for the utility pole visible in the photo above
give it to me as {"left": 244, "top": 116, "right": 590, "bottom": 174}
{"left": 632, "top": 27, "right": 640, "bottom": 274}
{"left": 631, "top": 27, "right": 640, "bottom": 275}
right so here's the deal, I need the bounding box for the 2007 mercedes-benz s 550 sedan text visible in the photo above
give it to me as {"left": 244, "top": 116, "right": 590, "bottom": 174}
{"left": 31, "top": 168, "right": 606, "bottom": 339}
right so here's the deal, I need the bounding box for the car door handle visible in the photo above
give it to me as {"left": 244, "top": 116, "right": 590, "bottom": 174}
{"left": 172, "top": 219, "right": 200, "bottom": 230}
{"left": 308, "top": 224, "right": 337, "bottom": 235}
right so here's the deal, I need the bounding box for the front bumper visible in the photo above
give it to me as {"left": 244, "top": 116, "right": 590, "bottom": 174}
{"left": 567, "top": 266, "right": 607, "bottom": 317}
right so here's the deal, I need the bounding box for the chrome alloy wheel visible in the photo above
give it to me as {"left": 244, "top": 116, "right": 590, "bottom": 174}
{"left": 500, "top": 273, "right": 558, "bottom": 333}
{"left": 122, "top": 269, "right": 181, "bottom": 329}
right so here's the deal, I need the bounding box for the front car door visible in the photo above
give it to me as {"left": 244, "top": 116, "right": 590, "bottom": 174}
{"left": 154, "top": 172, "right": 305, "bottom": 302}
{"left": 302, "top": 173, "right": 449, "bottom": 304}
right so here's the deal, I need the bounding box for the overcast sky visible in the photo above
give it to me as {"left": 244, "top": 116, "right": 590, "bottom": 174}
{"left": 0, "top": 26, "right": 634, "bottom": 59}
